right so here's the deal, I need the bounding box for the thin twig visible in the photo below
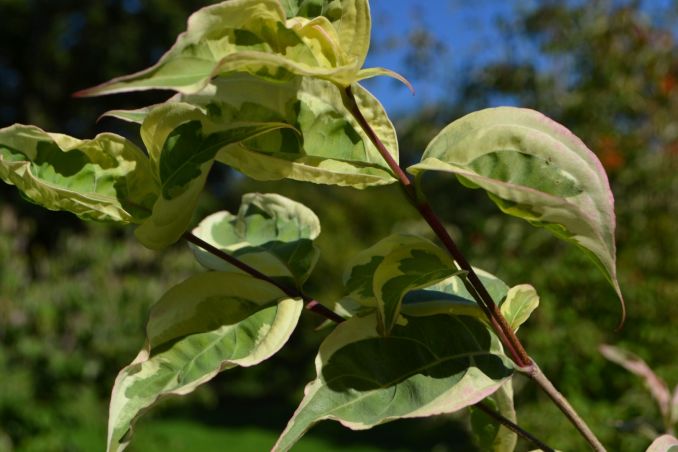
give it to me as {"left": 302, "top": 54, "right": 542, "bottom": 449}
{"left": 523, "top": 364, "right": 606, "bottom": 451}
{"left": 183, "top": 232, "right": 345, "bottom": 324}
{"left": 476, "top": 402, "right": 555, "bottom": 451}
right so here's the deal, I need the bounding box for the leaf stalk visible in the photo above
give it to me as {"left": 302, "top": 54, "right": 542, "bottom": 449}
{"left": 183, "top": 232, "right": 345, "bottom": 324}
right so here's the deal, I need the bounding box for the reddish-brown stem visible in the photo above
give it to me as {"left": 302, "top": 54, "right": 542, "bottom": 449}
{"left": 183, "top": 232, "right": 345, "bottom": 324}
{"left": 343, "top": 86, "right": 530, "bottom": 367}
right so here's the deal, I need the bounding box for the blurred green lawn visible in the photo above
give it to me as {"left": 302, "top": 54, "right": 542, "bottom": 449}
{"left": 71, "top": 419, "right": 384, "bottom": 452}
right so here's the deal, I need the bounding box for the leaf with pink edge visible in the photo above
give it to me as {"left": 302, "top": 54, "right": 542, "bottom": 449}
{"left": 273, "top": 313, "right": 513, "bottom": 451}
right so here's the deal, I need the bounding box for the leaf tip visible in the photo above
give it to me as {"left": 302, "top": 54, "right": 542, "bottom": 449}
{"left": 614, "top": 290, "right": 626, "bottom": 332}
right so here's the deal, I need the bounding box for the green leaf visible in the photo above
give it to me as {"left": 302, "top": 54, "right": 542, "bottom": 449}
{"left": 279, "top": 0, "right": 370, "bottom": 68}
{"left": 107, "top": 272, "right": 302, "bottom": 452}
{"left": 646, "top": 435, "right": 678, "bottom": 452}
{"left": 76, "top": 0, "right": 405, "bottom": 96}
{"left": 408, "top": 107, "right": 623, "bottom": 306}
{"left": 107, "top": 73, "right": 400, "bottom": 191}
{"left": 471, "top": 381, "right": 517, "bottom": 452}
{"left": 342, "top": 234, "right": 439, "bottom": 308}
{"left": 0, "top": 124, "right": 158, "bottom": 223}
{"left": 100, "top": 106, "right": 155, "bottom": 124}
{"left": 191, "top": 193, "right": 321, "bottom": 287}
{"left": 273, "top": 313, "right": 514, "bottom": 451}
{"left": 200, "top": 73, "right": 399, "bottom": 188}
{"left": 499, "top": 284, "right": 539, "bottom": 332}
{"left": 400, "top": 267, "right": 509, "bottom": 320}
{"left": 134, "top": 101, "right": 290, "bottom": 249}
{"left": 371, "top": 237, "right": 460, "bottom": 334}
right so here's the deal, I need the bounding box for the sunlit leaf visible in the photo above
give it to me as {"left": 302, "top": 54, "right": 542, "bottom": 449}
{"left": 134, "top": 101, "right": 290, "bottom": 249}
{"left": 191, "top": 192, "right": 321, "bottom": 287}
{"left": 408, "top": 107, "right": 623, "bottom": 308}
{"left": 107, "top": 272, "right": 302, "bottom": 452}
{"left": 371, "top": 236, "right": 460, "bottom": 334}
{"left": 645, "top": 435, "right": 678, "bottom": 452}
{"left": 342, "top": 234, "right": 437, "bottom": 308}
{"left": 104, "top": 73, "right": 400, "bottom": 193}
{"left": 197, "top": 73, "right": 398, "bottom": 188}
{"left": 273, "top": 313, "right": 513, "bottom": 451}
{"left": 499, "top": 284, "right": 539, "bottom": 332}
{"left": 280, "top": 0, "right": 369, "bottom": 66}
{"left": 100, "top": 107, "right": 155, "bottom": 124}
{"left": 76, "top": 0, "right": 405, "bottom": 97}
{"left": 0, "top": 124, "right": 158, "bottom": 223}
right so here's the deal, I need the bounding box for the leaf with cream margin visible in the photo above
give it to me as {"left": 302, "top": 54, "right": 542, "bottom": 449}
{"left": 0, "top": 124, "right": 158, "bottom": 223}
{"left": 408, "top": 107, "right": 623, "bottom": 317}
{"left": 646, "top": 435, "right": 678, "bottom": 452}
{"left": 273, "top": 313, "right": 514, "bottom": 451}
{"left": 134, "top": 101, "right": 291, "bottom": 249}
{"left": 470, "top": 381, "right": 517, "bottom": 452}
{"left": 100, "top": 107, "right": 155, "bottom": 124}
{"left": 136, "top": 70, "right": 399, "bottom": 247}
{"left": 400, "top": 268, "right": 508, "bottom": 320}
{"left": 401, "top": 271, "right": 540, "bottom": 335}
{"left": 104, "top": 70, "right": 400, "bottom": 189}
{"left": 371, "top": 236, "right": 461, "bottom": 334}
{"left": 76, "top": 0, "right": 406, "bottom": 97}
{"left": 107, "top": 272, "right": 302, "bottom": 452}
{"left": 341, "top": 239, "right": 514, "bottom": 324}
{"left": 279, "top": 0, "right": 370, "bottom": 66}
{"left": 499, "top": 284, "right": 540, "bottom": 332}
{"left": 191, "top": 192, "right": 321, "bottom": 287}
{"left": 342, "top": 234, "right": 438, "bottom": 309}
{"left": 203, "top": 73, "right": 399, "bottom": 188}
{"left": 278, "top": 0, "right": 412, "bottom": 91}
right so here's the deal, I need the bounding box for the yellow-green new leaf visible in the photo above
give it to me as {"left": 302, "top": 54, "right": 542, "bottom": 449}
{"left": 499, "top": 284, "right": 540, "bottom": 332}
{"left": 107, "top": 272, "right": 302, "bottom": 452}
{"left": 280, "top": 0, "right": 370, "bottom": 68}
{"left": 0, "top": 124, "right": 158, "bottom": 223}
{"left": 274, "top": 314, "right": 514, "bottom": 451}
{"left": 408, "top": 107, "right": 623, "bottom": 310}
{"left": 191, "top": 193, "right": 321, "bottom": 287}
{"left": 77, "top": 0, "right": 387, "bottom": 96}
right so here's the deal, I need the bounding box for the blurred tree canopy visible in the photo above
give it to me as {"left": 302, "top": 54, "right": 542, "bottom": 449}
{"left": 1, "top": 0, "right": 676, "bottom": 451}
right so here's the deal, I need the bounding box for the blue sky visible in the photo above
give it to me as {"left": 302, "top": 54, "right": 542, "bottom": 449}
{"left": 362, "top": 0, "right": 523, "bottom": 114}
{"left": 361, "top": 0, "right": 676, "bottom": 115}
